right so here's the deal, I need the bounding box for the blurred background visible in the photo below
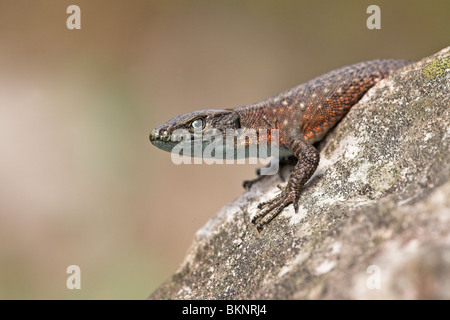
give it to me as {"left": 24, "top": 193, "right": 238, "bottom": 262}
{"left": 0, "top": 0, "right": 448, "bottom": 299}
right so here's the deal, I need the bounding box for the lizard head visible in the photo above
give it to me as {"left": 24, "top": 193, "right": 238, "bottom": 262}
{"left": 150, "top": 109, "right": 241, "bottom": 154}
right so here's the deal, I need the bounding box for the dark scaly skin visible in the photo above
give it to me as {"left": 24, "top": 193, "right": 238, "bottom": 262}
{"left": 150, "top": 59, "right": 412, "bottom": 231}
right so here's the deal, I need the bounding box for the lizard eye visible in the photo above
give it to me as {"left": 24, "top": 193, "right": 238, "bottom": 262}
{"left": 191, "top": 118, "right": 205, "bottom": 130}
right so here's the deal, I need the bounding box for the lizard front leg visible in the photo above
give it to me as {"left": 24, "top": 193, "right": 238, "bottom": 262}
{"left": 242, "top": 156, "right": 297, "bottom": 189}
{"left": 251, "top": 137, "right": 319, "bottom": 231}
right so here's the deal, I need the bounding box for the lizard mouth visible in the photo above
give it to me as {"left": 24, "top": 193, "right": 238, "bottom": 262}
{"left": 150, "top": 127, "right": 179, "bottom": 152}
{"left": 149, "top": 127, "right": 207, "bottom": 153}
{"left": 149, "top": 126, "right": 239, "bottom": 158}
{"left": 150, "top": 126, "right": 283, "bottom": 159}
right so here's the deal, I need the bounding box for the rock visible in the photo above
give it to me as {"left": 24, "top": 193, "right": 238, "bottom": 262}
{"left": 149, "top": 47, "right": 450, "bottom": 300}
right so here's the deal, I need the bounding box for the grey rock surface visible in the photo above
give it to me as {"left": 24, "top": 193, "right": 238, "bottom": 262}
{"left": 150, "top": 47, "right": 450, "bottom": 299}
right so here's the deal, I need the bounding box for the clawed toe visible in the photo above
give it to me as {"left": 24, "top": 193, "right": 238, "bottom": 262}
{"left": 256, "top": 192, "right": 282, "bottom": 210}
{"left": 252, "top": 190, "right": 295, "bottom": 230}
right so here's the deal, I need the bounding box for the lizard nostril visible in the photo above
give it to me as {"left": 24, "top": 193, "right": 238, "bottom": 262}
{"left": 150, "top": 128, "right": 171, "bottom": 142}
{"left": 150, "top": 128, "right": 160, "bottom": 141}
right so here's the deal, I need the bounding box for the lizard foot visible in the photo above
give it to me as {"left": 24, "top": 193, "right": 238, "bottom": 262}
{"left": 243, "top": 156, "right": 296, "bottom": 190}
{"left": 242, "top": 167, "right": 266, "bottom": 189}
{"left": 251, "top": 186, "right": 300, "bottom": 232}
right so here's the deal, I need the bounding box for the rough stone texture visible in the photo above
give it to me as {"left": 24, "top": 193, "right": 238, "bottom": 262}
{"left": 150, "top": 47, "right": 450, "bottom": 300}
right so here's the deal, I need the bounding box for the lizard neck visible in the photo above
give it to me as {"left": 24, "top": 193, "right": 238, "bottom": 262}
{"left": 234, "top": 102, "right": 274, "bottom": 129}
{"left": 234, "top": 101, "right": 293, "bottom": 156}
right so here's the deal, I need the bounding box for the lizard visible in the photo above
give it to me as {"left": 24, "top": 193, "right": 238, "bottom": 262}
{"left": 149, "top": 59, "right": 411, "bottom": 231}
